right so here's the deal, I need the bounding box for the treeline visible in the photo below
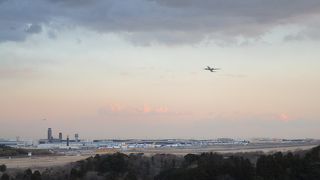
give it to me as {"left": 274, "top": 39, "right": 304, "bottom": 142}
{"left": 157, "top": 146, "right": 320, "bottom": 180}
{"left": 0, "top": 145, "right": 51, "bottom": 157}
{"left": 1, "top": 145, "right": 320, "bottom": 180}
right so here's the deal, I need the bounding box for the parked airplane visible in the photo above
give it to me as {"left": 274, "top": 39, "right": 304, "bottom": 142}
{"left": 204, "top": 66, "right": 220, "bottom": 72}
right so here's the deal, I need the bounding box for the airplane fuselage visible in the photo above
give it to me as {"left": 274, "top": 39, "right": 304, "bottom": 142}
{"left": 204, "top": 66, "right": 220, "bottom": 72}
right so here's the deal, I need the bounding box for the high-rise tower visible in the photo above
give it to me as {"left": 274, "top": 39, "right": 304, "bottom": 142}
{"left": 48, "top": 128, "right": 52, "bottom": 142}
{"left": 75, "top": 133, "right": 79, "bottom": 143}
{"left": 59, "top": 132, "right": 63, "bottom": 142}
{"left": 67, "top": 135, "right": 69, "bottom": 146}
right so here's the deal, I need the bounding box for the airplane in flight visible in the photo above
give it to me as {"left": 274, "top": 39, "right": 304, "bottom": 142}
{"left": 204, "top": 66, "right": 220, "bottom": 72}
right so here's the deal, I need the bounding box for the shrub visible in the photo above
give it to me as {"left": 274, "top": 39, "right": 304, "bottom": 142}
{"left": 0, "top": 165, "right": 6, "bottom": 173}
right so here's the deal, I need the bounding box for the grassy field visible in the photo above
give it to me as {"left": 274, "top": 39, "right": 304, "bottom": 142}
{"left": 124, "top": 144, "right": 319, "bottom": 155}
{"left": 0, "top": 155, "right": 91, "bottom": 170}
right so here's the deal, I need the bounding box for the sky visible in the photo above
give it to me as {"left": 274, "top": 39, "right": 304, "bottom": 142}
{"left": 0, "top": 0, "right": 320, "bottom": 140}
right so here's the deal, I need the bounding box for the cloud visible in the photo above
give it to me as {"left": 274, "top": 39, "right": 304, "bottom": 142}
{"left": 98, "top": 103, "right": 171, "bottom": 116}
{"left": 205, "top": 112, "right": 298, "bottom": 124}
{"left": 110, "top": 103, "right": 124, "bottom": 112}
{"left": 24, "top": 24, "right": 42, "bottom": 34}
{"left": 279, "top": 113, "right": 290, "bottom": 122}
{"left": 1, "top": 0, "right": 320, "bottom": 44}
{"left": 155, "top": 107, "right": 169, "bottom": 113}
{"left": 284, "top": 24, "right": 320, "bottom": 41}
{"left": 143, "top": 104, "right": 152, "bottom": 113}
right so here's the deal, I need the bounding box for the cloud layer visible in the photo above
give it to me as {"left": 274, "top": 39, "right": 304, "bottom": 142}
{"left": 1, "top": 0, "right": 320, "bottom": 44}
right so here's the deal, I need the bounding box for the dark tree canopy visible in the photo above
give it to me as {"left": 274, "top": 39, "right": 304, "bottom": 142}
{"left": 3, "top": 145, "right": 320, "bottom": 180}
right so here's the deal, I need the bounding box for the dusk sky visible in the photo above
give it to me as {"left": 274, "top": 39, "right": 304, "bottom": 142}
{"left": 1, "top": 0, "right": 320, "bottom": 139}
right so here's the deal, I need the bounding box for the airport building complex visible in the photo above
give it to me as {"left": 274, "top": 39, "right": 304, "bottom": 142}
{"left": 1, "top": 128, "right": 318, "bottom": 152}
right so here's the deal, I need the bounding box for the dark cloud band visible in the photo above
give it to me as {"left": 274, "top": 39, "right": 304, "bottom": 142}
{"left": 0, "top": 0, "right": 320, "bottom": 44}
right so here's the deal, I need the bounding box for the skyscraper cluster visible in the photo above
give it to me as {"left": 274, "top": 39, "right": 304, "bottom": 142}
{"left": 40, "top": 128, "right": 80, "bottom": 146}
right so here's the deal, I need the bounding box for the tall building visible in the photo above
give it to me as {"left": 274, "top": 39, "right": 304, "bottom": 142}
{"left": 48, "top": 128, "right": 52, "bottom": 142}
{"left": 75, "top": 133, "right": 79, "bottom": 143}
{"left": 59, "top": 132, "right": 63, "bottom": 141}
{"left": 67, "top": 135, "right": 69, "bottom": 146}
